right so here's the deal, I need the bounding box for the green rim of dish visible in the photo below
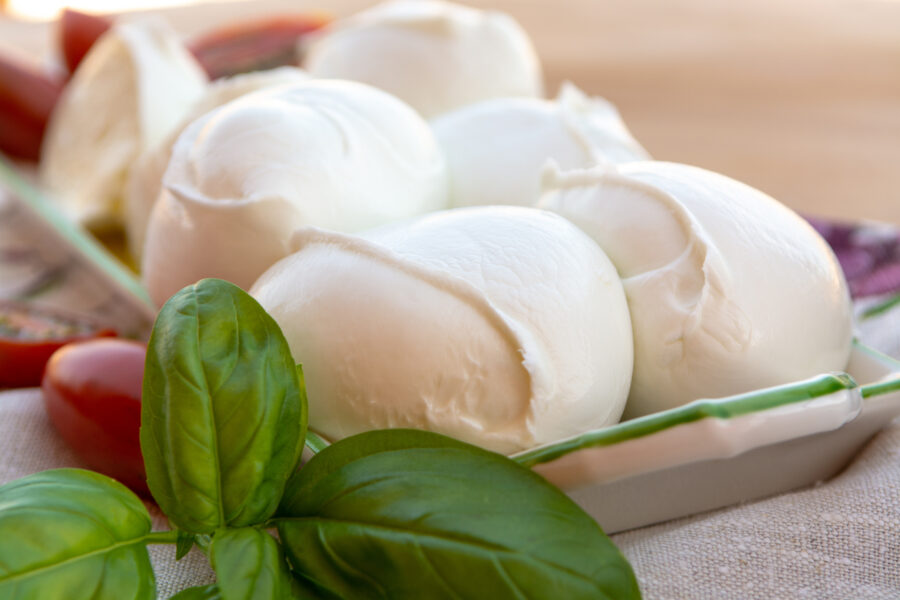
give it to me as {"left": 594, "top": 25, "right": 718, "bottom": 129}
{"left": 852, "top": 337, "right": 900, "bottom": 369}
{"left": 512, "top": 372, "right": 858, "bottom": 468}
{"left": 0, "top": 157, "right": 154, "bottom": 310}
{"left": 303, "top": 343, "right": 900, "bottom": 464}
{"left": 8, "top": 154, "right": 893, "bottom": 468}
{"left": 849, "top": 340, "right": 900, "bottom": 399}
{"left": 861, "top": 293, "right": 900, "bottom": 319}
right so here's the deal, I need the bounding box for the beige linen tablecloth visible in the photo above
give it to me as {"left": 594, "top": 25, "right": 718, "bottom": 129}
{"left": 2, "top": 0, "right": 899, "bottom": 596}
{"left": 1, "top": 303, "right": 898, "bottom": 599}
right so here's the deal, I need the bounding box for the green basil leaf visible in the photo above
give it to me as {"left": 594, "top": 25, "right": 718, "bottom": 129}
{"left": 169, "top": 584, "right": 221, "bottom": 599}
{"left": 175, "top": 530, "right": 196, "bottom": 561}
{"left": 0, "top": 468, "right": 156, "bottom": 599}
{"left": 210, "top": 528, "right": 296, "bottom": 600}
{"left": 141, "top": 278, "right": 307, "bottom": 533}
{"left": 278, "top": 429, "right": 470, "bottom": 517}
{"left": 276, "top": 431, "right": 640, "bottom": 600}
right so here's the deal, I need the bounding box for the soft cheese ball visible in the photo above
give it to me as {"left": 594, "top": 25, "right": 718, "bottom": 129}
{"left": 142, "top": 79, "right": 447, "bottom": 307}
{"left": 251, "top": 206, "right": 633, "bottom": 454}
{"left": 41, "top": 19, "right": 207, "bottom": 229}
{"left": 305, "top": 0, "right": 542, "bottom": 118}
{"left": 125, "top": 67, "right": 310, "bottom": 260}
{"left": 432, "top": 83, "right": 649, "bottom": 208}
{"left": 540, "top": 162, "right": 853, "bottom": 418}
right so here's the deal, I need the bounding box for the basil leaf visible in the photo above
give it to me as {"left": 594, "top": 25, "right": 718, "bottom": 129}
{"left": 141, "top": 278, "right": 307, "bottom": 533}
{"left": 210, "top": 528, "right": 297, "bottom": 600}
{"left": 169, "top": 584, "right": 221, "bottom": 599}
{"left": 175, "top": 530, "right": 196, "bottom": 561}
{"left": 278, "top": 429, "right": 470, "bottom": 516}
{"left": 0, "top": 468, "right": 155, "bottom": 599}
{"left": 276, "top": 431, "right": 640, "bottom": 599}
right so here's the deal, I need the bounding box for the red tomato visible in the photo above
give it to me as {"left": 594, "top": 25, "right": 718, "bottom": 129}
{"left": 41, "top": 338, "right": 148, "bottom": 496}
{"left": 0, "top": 55, "right": 63, "bottom": 161}
{"left": 59, "top": 8, "right": 112, "bottom": 75}
{"left": 0, "top": 302, "right": 115, "bottom": 388}
{"left": 189, "top": 14, "right": 329, "bottom": 79}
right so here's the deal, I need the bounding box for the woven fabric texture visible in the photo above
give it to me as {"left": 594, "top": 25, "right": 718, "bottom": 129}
{"left": 2, "top": 247, "right": 899, "bottom": 599}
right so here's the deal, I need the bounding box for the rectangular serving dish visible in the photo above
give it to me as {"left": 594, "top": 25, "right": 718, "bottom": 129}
{"left": 514, "top": 342, "right": 900, "bottom": 533}
{"left": 5, "top": 157, "right": 897, "bottom": 536}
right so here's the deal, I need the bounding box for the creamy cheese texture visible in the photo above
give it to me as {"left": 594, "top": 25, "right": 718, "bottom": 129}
{"left": 305, "top": 0, "right": 543, "bottom": 118}
{"left": 539, "top": 161, "right": 853, "bottom": 418}
{"left": 251, "top": 206, "right": 634, "bottom": 454}
{"left": 41, "top": 19, "right": 207, "bottom": 229}
{"left": 432, "top": 83, "right": 649, "bottom": 208}
{"left": 142, "top": 79, "right": 447, "bottom": 307}
{"left": 125, "top": 67, "right": 311, "bottom": 260}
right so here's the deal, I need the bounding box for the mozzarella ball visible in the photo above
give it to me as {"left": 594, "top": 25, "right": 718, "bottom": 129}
{"left": 125, "top": 66, "right": 311, "bottom": 260}
{"left": 251, "top": 206, "right": 634, "bottom": 454}
{"left": 41, "top": 18, "right": 207, "bottom": 229}
{"left": 432, "top": 83, "right": 649, "bottom": 208}
{"left": 540, "top": 162, "right": 853, "bottom": 418}
{"left": 305, "top": 0, "right": 542, "bottom": 118}
{"left": 142, "top": 79, "right": 447, "bottom": 306}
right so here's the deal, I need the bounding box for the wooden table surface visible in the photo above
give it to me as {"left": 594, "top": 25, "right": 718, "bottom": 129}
{"left": 2, "top": 0, "right": 899, "bottom": 223}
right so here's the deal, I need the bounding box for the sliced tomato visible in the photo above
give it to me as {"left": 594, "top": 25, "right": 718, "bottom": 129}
{"left": 42, "top": 338, "right": 147, "bottom": 496}
{"left": 0, "top": 301, "right": 115, "bottom": 388}
{"left": 59, "top": 8, "right": 113, "bottom": 76}
{"left": 189, "top": 14, "right": 330, "bottom": 80}
{"left": 0, "top": 55, "right": 63, "bottom": 161}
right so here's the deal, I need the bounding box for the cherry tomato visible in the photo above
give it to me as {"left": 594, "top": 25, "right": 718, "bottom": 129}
{"left": 42, "top": 338, "right": 148, "bottom": 496}
{"left": 0, "top": 301, "right": 115, "bottom": 388}
{"left": 59, "top": 8, "right": 112, "bottom": 76}
{"left": 189, "top": 14, "right": 329, "bottom": 79}
{"left": 0, "top": 55, "right": 63, "bottom": 161}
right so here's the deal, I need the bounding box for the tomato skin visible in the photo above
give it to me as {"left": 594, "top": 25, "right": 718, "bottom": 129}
{"left": 59, "top": 8, "right": 113, "bottom": 75}
{"left": 0, "top": 338, "right": 80, "bottom": 388}
{"left": 41, "top": 339, "right": 148, "bottom": 496}
{"left": 0, "top": 55, "right": 63, "bottom": 161}
{"left": 0, "top": 302, "right": 116, "bottom": 388}
{"left": 0, "top": 332, "right": 115, "bottom": 389}
{"left": 189, "top": 14, "right": 329, "bottom": 79}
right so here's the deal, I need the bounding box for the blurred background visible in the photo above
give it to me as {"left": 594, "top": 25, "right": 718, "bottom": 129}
{"left": 1, "top": 0, "right": 898, "bottom": 223}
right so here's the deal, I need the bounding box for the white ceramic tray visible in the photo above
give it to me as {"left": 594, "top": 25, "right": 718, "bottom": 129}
{"left": 6, "top": 157, "right": 897, "bottom": 536}
{"left": 513, "top": 341, "right": 900, "bottom": 533}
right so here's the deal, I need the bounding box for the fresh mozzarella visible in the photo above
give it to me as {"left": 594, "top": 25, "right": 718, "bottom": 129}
{"left": 540, "top": 161, "right": 853, "bottom": 418}
{"left": 142, "top": 79, "right": 447, "bottom": 306}
{"left": 125, "top": 66, "right": 310, "bottom": 260}
{"left": 305, "top": 0, "right": 543, "bottom": 118}
{"left": 41, "top": 19, "right": 207, "bottom": 229}
{"left": 432, "top": 83, "right": 649, "bottom": 208}
{"left": 251, "top": 206, "right": 634, "bottom": 454}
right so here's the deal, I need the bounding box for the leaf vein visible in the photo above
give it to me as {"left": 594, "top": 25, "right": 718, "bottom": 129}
{"left": 280, "top": 517, "right": 608, "bottom": 591}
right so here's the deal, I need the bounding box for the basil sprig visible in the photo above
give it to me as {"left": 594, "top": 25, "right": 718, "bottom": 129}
{"left": 0, "top": 279, "right": 640, "bottom": 599}
{"left": 276, "top": 430, "right": 640, "bottom": 599}
{"left": 141, "top": 279, "right": 307, "bottom": 533}
{"left": 0, "top": 469, "right": 158, "bottom": 599}
{"left": 169, "top": 585, "right": 222, "bottom": 599}
{"left": 210, "top": 527, "right": 299, "bottom": 599}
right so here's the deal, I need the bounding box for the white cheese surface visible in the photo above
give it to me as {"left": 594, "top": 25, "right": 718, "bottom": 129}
{"left": 41, "top": 19, "right": 207, "bottom": 229}
{"left": 540, "top": 162, "right": 853, "bottom": 418}
{"left": 432, "top": 83, "right": 649, "bottom": 208}
{"left": 141, "top": 79, "right": 447, "bottom": 306}
{"left": 251, "top": 206, "right": 634, "bottom": 454}
{"left": 305, "top": 0, "right": 543, "bottom": 118}
{"left": 125, "top": 67, "right": 311, "bottom": 260}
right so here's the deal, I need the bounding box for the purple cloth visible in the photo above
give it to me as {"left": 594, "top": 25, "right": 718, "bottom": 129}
{"left": 806, "top": 216, "right": 900, "bottom": 298}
